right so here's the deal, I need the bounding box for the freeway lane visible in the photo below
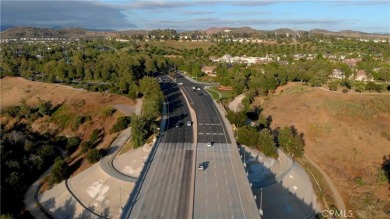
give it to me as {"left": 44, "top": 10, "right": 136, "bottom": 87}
{"left": 177, "top": 75, "right": 260, "bottom": 219}
{"left": 125, "top": 77, "right": 194, "bottom": 219}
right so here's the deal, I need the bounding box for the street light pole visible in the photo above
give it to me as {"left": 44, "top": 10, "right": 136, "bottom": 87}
{"left": 260, "top": 188, "right": 263, "bottom": 217}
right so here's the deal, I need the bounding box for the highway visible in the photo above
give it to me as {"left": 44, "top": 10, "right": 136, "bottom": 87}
{"left": 123, "top": 74, "right": 259, "bottom": 219}
{"left": 124, "top": 77, "right": 194, "bottom": 219}
{"left": 177, "top": 75, "right": 260, "bottom": 219}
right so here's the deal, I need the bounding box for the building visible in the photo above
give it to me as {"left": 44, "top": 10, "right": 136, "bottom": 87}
{"left": 201, "top": 66, "right": 217, "bottom": 77}
{"left": 330, "top": 69, "right": 345, "bottom": 79}
{"left": 354, "top": 70, "right": 373, "bottom": 82}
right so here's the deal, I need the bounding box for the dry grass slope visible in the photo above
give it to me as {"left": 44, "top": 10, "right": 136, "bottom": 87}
{"left": 258, "top": 82, "right": 390, "bottom": 218}
{"left": 1, "top": 77, "right": 136, "bottom": 176}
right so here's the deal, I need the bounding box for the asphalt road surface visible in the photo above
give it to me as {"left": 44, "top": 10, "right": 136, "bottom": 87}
{"left": 125, "top": 77, "right": 194, "bottom": 219}
{"left": 177, "top": 76, "right": 260, "bottom": 219}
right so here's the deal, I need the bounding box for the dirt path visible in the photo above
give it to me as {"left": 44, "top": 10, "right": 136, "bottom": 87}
{"left": 317, "top": 86, "right": 390, "bottom": 95}
{"left": 304, "top": 154, "right": 346, "bottom": 213}
{"left": 228, "top": 94, "right": 245, "bottom": 112}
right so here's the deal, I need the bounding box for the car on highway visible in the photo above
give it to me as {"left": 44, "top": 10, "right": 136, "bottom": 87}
{"left": 206, "top": 142, "right": 212, "bottom": 147}
{"left": 198, "top": 163, "right": 204, "bottom": 170}
{"left": 187, "top": 121, "right": 192, "bottom": 126}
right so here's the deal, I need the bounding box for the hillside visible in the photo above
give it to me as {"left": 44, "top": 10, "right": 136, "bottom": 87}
{"left": 257, "top": 83, "right": 390, "bottom": 217}
{"left": 0, "top": 26, "right": 118, "bottom": 39}
{"left": 0, "top": 77, "right": 135, "bottom": 140}
{"left": 0, "top": 77, "right": 140, "bottom": 216}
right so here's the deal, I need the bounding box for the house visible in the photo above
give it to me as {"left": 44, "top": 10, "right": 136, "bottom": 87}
{"left": 201, "top": 66, "right": 217, "bottom": 77}
{"left": 209, "top": 56, "right": 219, "bottom": 62}
{"left": 344, "top": 58, "right": 361, "bottom": 69}
{"left": 354, "top": 70, "right": 373, "bottom": 82}
{"left": 330, "top": 69, "right": 345, "bottom": 79}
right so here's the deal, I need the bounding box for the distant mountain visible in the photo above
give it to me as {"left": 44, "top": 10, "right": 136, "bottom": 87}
{"left": 1, "top": 26, "right": 118, "bottom": 39}
{"left": 204, "top": 26, "right": 388, "bottom": 39}
{"left": 2, "top": 26, "right": 388, "bottom": 40}
{"left": 309, "top": 29, "right": 388, "bottom": 38}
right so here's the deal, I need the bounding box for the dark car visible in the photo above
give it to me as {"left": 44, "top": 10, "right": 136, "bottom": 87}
{"left": 198, "top": 163, "right": 204, "bottom": 170}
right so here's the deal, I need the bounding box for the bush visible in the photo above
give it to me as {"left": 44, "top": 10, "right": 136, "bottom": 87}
{"left": 89, "top": 129, "right": 101, "bottom": 144}
{"left": 81, "top": 141, "right": 92, "bottom": 153}
{"left": 342, "top": 88, "right": 349, "bottom": 93}
{"left": 86, "top": 149, "right": 104, "bottom": 163}
{"left": 110, "top": 116, "right": 131, "bottom": 133}
{"left": 340, "top": 79, "right": 352, "bottom": 89}
{"left": 101, "top": 107, "right": 116, "bottom": 119}
{"left": 66, "top": 136, "right": 81, "bottom": 153}
{"left": 72, "top": 116, "right": 86, "bottom": 131}
{"left": 328, "top": 81, "right": 338, "bottom": 91}
{"left": 354, "top": 176, "right": 365, "bottom": 186}
{"left": 49, "top": 157, "right": 69, "bottom": 185}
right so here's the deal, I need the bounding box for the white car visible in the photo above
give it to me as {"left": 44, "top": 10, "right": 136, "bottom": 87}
{"left": 178, "top": 82, "right": 183, "bottom": 85}
{"left": 187, "top": 121, "right": 192, "bottom": 126}
{"left": 197, "top": 87, "right": 201, "bottom": 90}
{"left": 206, "top": 142, "right": 212, "bottom": 147}
{"left": 198, "top": 163, "right": 204, "bottom": 170}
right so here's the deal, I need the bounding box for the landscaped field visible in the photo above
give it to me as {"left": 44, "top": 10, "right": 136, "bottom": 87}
{"left": 259, "top": 82, "right": 390, "bottom": 217}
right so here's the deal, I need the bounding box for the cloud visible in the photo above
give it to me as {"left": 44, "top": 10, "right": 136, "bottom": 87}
{"left": 1, "top": 0, "right": 136, "bottom": 29}
{"left": 328, "top": 0, "right": 390, "bottom": 6}
{"left": 179, "top": 10, "right": 215, "bottom": 15}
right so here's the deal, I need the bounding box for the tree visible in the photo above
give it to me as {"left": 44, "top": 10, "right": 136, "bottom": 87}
{"left": 237, "top": 126, "right": 259, "bottom": 147}
{"left": 257, "top": 129, "right": 277, "bottom": 158}
{"left": 226, "top": 110, "right": 247, "bottom": 127}
{"left": 49, "top": 157, "right": 69, "bottom": 185}
{"left": 110, "top": 116, "right": 131, "bottom": 133}
{"left": 277, "top": 126, "right": 304, "bottom": 158}
{"left": 131, "top": 115, "right": 149, "bottom": 148}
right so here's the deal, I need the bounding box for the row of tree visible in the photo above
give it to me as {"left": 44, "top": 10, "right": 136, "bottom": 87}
{"left": 226, "top": 109, "right": 304, "bottom": 158}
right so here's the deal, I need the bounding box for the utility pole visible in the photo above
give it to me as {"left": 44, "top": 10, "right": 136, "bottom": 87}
{"left": 259, "top": 188, "right": 263, "bottom": 217}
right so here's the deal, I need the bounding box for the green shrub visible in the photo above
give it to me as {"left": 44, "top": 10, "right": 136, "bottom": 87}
{"left": 51, "top": 106, "right": 75, "bottom": 129}
{"left": 86, "top": 149, "right": 104, "bottom": 163}
{"left": 110, "top": 116, "right": 131, "bottom": 133}
{"left": 89, "top": 129, "right": 101, "bottom": 144}
{"left": 354, "top": 176, "right": 365, "bottom": 186}
{"left": 49, "top": 157, "right": 69, "bottom": 185}
{"left": 101, "top": 107, "right": 116, "bottom": 119}
{"left": 81, "top": 141, "right": 92, "bottom": 153}
{"left": 66, "top": 136, "right": 81, "bottom": 153}
{"left": 328, "top": 81, "right": 338, "bottom": 91}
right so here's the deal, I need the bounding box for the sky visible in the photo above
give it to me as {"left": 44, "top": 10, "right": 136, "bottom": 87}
{"left": 1, "top": 0, "right": 390, "bottom": 33}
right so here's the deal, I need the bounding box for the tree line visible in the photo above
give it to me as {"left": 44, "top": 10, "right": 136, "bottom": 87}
{"left": 225, "top": 108, "right": 304, "bottom": 159}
